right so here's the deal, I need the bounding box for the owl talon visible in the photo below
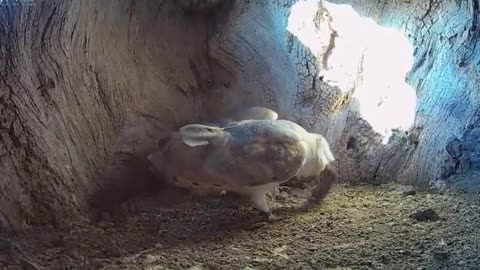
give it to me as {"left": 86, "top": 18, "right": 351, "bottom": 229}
{"left": 265, "top": 211, "right": 282, "bottom": 222}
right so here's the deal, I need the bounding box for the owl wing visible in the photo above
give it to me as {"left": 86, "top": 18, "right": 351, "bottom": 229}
{"left": 204, "top": 120, "right": 307, "bottom": 187}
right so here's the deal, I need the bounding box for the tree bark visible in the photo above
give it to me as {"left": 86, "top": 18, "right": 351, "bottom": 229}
{"left": 325, "top": 0, "right": 480, "bottom": 190}
{"left": 0, "top": 0, "right": 214, "bottom": 231}
{"left": 0, "top": 0, "right": 478, "bottom": 231}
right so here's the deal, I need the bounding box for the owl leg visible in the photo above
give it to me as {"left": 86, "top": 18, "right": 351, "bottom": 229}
{"left": 248, "top": 183, "right": 280, "bottom": 221}
{"left": 250, "top": 193, "right": 273, "bottom": 218}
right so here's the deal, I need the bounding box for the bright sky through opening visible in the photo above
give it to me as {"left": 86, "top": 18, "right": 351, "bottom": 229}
{"left": 287, "top": 0, "right": 417, "bottom": 144}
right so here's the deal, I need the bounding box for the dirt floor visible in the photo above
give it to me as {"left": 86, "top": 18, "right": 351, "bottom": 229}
{"left": 1, "top": 183, "right": 480, "bottom": 270}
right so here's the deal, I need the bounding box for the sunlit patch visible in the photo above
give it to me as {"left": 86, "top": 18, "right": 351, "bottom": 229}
{"left": 287, "top": 0, "right": 417, "bottom": 144}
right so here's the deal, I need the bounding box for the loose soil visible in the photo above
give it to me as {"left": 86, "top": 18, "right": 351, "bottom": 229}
{"left": 1, "top": 183, "right": 479, "bottom": 270}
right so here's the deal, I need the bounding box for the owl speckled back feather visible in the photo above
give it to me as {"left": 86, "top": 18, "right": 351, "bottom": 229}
{"left": 149, "top": 119, "right": 308, "bottom": 191}
{"left": 203, "top": 120, "right": 308, "bottom": 187}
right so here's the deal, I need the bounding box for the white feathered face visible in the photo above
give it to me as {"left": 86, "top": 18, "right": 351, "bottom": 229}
{"left": 179, "top": 124, "right": 225, "bottom": 147}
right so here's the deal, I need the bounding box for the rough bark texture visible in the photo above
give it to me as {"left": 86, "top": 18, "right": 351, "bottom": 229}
{"left": 0, "top": 0, "right": 478, "bottom": 231}
{"left": 0, "top": 0, "right": 218, "bottom": 231}
{"left": 325, "top": 0, "right": 480, "bottom": 191}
